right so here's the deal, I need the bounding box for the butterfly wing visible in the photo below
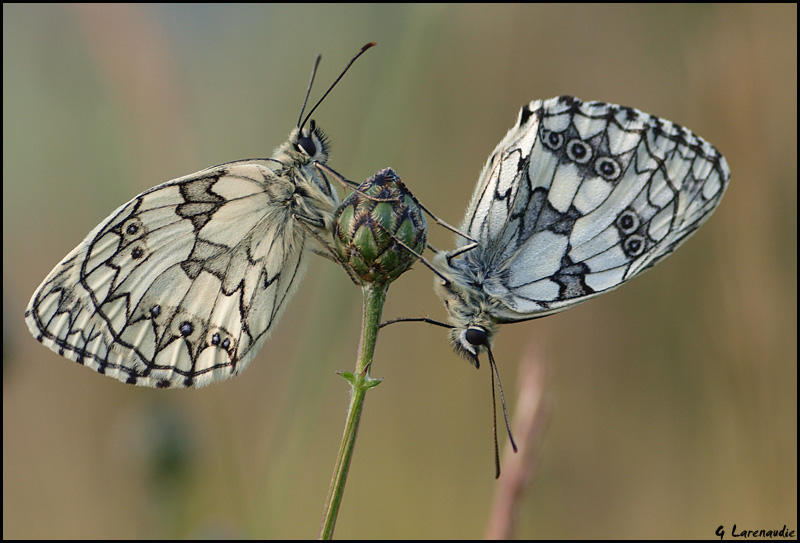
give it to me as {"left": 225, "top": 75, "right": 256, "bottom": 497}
{"left": 458, "top": 96, "right": 729, "bottom": 320}
{"left": 25, "top": 160, "right": 311, "bottom": 388}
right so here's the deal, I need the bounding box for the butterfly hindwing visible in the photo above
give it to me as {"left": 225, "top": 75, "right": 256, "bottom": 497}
{"left": 26, "top": 134, "right": 335, "bottom": 388}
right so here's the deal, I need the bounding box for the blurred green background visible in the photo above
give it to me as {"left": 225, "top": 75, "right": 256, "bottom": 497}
{"left": 3, "top": 4, "right": 796, "bottom": 539}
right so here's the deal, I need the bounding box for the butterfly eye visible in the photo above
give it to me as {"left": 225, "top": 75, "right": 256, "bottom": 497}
{"left": 465, "top": 327, "right": 488, "bottom": 347}
{"left": 297, "top": 134, "right": 317, "bottom": 156}
{"left": 296, "top": 118, "right": 322, "bottom": 156}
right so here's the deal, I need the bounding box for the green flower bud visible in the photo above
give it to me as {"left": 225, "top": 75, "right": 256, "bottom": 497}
{"left": 333, "top": 168, "right": 427, "bottom": 286}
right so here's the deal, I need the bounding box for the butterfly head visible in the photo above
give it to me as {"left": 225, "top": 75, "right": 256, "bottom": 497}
{"left": 270, "top": 122, "right": 330, "bottom": 176}
{"left": 288, "top": 120, "right": 330, "bottom": 163}
{"left": 449, "top": 325, "right": 492, "bottom": 367}
{"left": 432, "top": 258, "right": 499, "bottom": 366}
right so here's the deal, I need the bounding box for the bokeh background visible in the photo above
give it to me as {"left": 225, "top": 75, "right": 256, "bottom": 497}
{"left": 4, "top": 4, "right": 796, "bottom": 539}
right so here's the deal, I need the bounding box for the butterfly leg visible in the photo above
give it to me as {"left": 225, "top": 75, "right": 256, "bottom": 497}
{"left": 315, "top": 163, "right": 477, "bottom": 247}
{"left": 315, "top": 162, "right": 399, "bottom": 202}
{"left": 409, "top": 199, "right": 477, "bottom": 244}
{"left": 309, "top": 247, "right": 340, "bottom": 263}
{"left": 443, "top": 242, "right": 479, "bottom": 266}
{"left": 325, "top": 160, "right": 476, "bottom": 243}
{"left": 315, "top": 161, "right": 360, "bottom": 189}
{"left": 365, "top": 223, "right": 454, "bottom": 284}
{"left": 293, "top": 212, "right": 364, "bottom": 285}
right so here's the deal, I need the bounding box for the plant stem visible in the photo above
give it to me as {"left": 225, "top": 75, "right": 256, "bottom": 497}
{"left": 318, "top": 284, "right": 387, "bottom": 539}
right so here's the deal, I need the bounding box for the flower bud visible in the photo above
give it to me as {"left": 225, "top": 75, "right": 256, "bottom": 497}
{"left": 333, "top": 168, "right": 427, "bottom": 286}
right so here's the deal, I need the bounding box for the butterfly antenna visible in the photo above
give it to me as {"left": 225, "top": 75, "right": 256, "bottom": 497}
{"left": 297, "top": 54, "right": 323, "bottom": 128}
{"left": 487, "top": 346, "right": 517, "bottom": 478}
{"left": 299, "top": 42, "right": 375, "bottom": 131}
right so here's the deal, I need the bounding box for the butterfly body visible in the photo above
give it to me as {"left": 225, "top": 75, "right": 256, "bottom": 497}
{"left": 433, "top": 96, "right": 730, "bottom": 361}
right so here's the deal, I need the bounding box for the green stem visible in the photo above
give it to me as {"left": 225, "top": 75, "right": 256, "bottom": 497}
{"left": 318, "top": 284, "right": 387, "bottom": 539}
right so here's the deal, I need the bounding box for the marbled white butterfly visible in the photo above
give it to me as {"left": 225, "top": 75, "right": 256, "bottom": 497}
{"left": 432, "top": 96, "right": 730, "bottom": 363}
{"left": 25, "top": 44, "right": 374, "bottom": 388}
